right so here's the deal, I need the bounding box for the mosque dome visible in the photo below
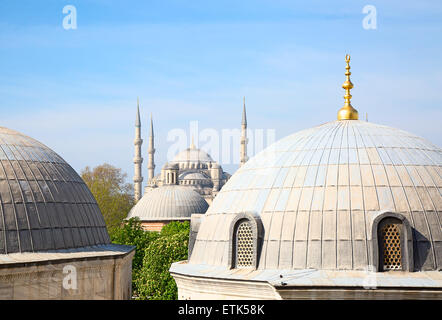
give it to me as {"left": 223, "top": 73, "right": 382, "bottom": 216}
{"left": 172, "top": 146, "right": 213, "bottom": 164}
{"left": 127, "top": 185, "right": 209, "bottom": 222}
{"left": 179, "top": 172, "right": 213, "bottom": 187}
{"left": 189, "top": 118, "right": 442, "bottom": 271}
{"left": 0, "top": 127, "right": 110, "bottom": 254}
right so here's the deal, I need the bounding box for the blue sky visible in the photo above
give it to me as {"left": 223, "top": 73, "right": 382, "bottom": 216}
{"left": 1, "top": 0, "right": 441, "bottom": 186}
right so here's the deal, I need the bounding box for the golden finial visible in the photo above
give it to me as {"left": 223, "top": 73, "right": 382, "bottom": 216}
{"left": 190, "top": 135, "right": 196, "bottom": 149}
{"left": 337, "top": 54, "right": 359, "bottom": 120}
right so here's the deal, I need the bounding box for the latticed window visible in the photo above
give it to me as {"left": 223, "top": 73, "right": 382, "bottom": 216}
{"left": 380, "top": 223, "right": 402, "bottom": 271}
{"left": 235, "top": 220, "right": 254, "bottom": 268}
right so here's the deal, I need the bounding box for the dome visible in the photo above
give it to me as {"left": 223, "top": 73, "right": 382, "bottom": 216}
{"left": 127, "top": 185, "right": 209, "bottom": 221}
{"left": 163, "top": 162, "right": 179, "bottom": 170}
{"left": 0, "top": 127, "right": 110, "bottom": 254}
{"left": 189, "top": 120, "right": 442, "bottom": 271}
{"left": 172, "top": 147, "right": 213, "bottom": 163}
{"left": 179, "top": 172, "right": 213, "bottom": 187}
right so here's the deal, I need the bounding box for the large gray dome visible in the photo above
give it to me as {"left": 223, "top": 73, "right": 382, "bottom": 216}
{"left": 127, "top": 185, "right": 209, "bottom": 221}
{"left": 0, "top": 127, "right": 110, "bottom": 254}
{"left": 189, "top": 120, "right": 442, "bottom": 271}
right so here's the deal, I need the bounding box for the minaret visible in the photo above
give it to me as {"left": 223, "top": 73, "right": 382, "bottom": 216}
{"left": 133, "top": 97, "right": 143, "bottom": 202}
{"left": 337, "top": 54, "right": 359, "bottom": 120}
{"left": 240, "top": 96, "right": 249, "bottom": 167}
{"left": 147, "top": 113, "right": 156, "bottom": 184}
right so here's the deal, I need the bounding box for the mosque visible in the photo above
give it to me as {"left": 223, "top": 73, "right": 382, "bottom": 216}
{"left": 170, "top": 55, "right": 442, "bottom": 299}
{"left": 0, "top": 127, "right": 134, "bottom": 299}
{"left": 127, "top": 99, "right": 249, "bottom": 231}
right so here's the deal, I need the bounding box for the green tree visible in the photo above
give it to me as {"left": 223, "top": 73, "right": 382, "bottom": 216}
{"left": 110, "top": 217, "right": 159, "bottom": 271}
{"left": 110, "top": 217, "right": 160, "bottom": 297}
{"left": 81, "top": 163, "right": 134, "bottom": 231}
{"left": 136, "top": 222, "right": 190, "bottom": 300}
{"left": 160, "top": 220, "right": 190, "bottom": 237}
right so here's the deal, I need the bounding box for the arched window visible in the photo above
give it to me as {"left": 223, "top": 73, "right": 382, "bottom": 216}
{"left": 379, "top": 219, "right": 402, "bottom": 271}
{"left": 371, "top": 211, "right": 414, "bottom": 272}
{"left": 228, "top": 212, "right": 263, "bottom": 270}
{"left": 235, "top": 220, "right": 254, "bottom": 268}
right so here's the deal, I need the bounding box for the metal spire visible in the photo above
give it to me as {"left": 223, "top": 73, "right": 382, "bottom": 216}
{"left": 337, "top": 54, "right": 359, "bottom": 120}
{"left": 242, "top": 96, "right": 247, "bottom": 126}
{"left": 135, "top": 97, "right": 141, "bottom": 127}
{"left": 149, "top": 112, "right": 154, "bottom": 137}
{"left": 190, "top": 135, "right": 196, "bottom": 149}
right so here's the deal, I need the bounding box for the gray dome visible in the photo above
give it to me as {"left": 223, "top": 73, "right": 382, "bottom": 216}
{"left": 179, "top": 171, "right": 213, "bottom": 187}
{"left": 0, "top": 127, "right": 110, "bottom": 254}
{"left": 163, "top": 162, "right": 179, "bottom": 170}
{"left": 127, "top": 185, "right": 208, "bottom": 221}
{"left": 190, "top": 120, "right": 442, "bottom": 271}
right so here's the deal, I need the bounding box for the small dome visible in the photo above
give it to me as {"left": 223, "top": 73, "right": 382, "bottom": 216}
{"left": 127, "top": 185, "right": 208, "bottom": 221}
{"left": 163, "top": 162, "right": 179, "bottom": 170}
{"left": 190, "top": 120, "right": 442, "bottom": 271}
{"left": 0, "top": 127, "right": 110, "bottom": 254}
{"left": 179, "top": 171, "right": 213, "bottom": 187}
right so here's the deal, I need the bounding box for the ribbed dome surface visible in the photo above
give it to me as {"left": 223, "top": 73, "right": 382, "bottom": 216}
{"left": 128, "top": 185, "right": 208, "bottom": 221}
{"left": 0, "top": 127, "right": 110, "bottom": 254}
{"left": 190, "top": 120, "right": 442, "bottom": 271}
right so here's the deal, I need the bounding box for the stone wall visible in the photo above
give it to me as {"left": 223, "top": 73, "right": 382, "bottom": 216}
{"left": 0, "top": 248, "right": 134, "bottom": 300}
{"left": 172, "top": 273, "right": 279, "bottom": 300}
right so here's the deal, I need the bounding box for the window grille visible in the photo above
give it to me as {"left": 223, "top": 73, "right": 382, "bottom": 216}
{"left": 381, "top": 223, "right": 402, "bottom": 270}
{"left": 235, "top": 220, "right": 254, "bottom": 268}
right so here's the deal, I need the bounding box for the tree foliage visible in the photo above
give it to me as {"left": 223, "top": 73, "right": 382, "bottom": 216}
{"left": 160, "top": 220, "right": 190, "bottom": 237}
{"left": 81, "top": 163, "right": 134, "bottom": 230}
{"left": 80, "top": 163, "right": 190, "bottom": 300}
{"left": 136, "top": 222, "right": 190, "bottom": 300}
{"left": 110, "top": 217, "right": 159, "bottom": 271}
{"left": 110, "top": 217, "right": 160, "bottom": 297}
